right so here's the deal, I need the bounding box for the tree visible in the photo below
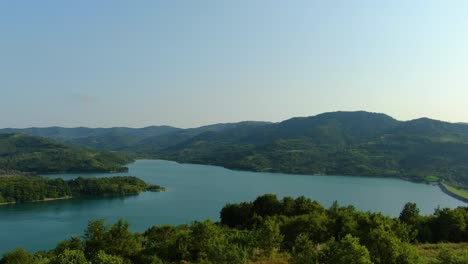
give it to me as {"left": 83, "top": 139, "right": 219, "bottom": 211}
{"left": 105, "top": 218, "right": 142, "bottom": 258}
{"left": 54, "top": 237, "right": 84, "bottom": 255}
{"left": 432, "top": 207, "right": 467, "bottom": 242}
{"left": 83, "top": 219, "right": 107, "bottom": 258}
{"left": 253, "top": 194, "right": 281, "bottom": 217}
{"left": 52, "top": 249, "right": 88, "bottom": 264}
{"left": 321, "top": 234, "right": 372, "bottom": 264}
{"left": 364, "top": 227, "right": 419, "bottom": 264}
{"left": 281, "top": 213, "right": 330, "bottom": 250}
{"left": 220, "top": 202, "right": 253, "bottom": 228}
{"left": 188, "top": 220, "right": 223, "bottom": 261}
{"left": 293, "top": 196, "right": 323, "bottom": 215}
{"left": 93, "top": 251, "right": 124, "bottom": 264}
{"left": 256, "top": 218, "right": 283, "bottom": 257}
{"left": 143, "top": 225, "right": 179, "bottom": 261}
{"left": 290, "top": 233, "right": 318, "bottom": 264}
{"left": 327, "top": 202, "right": 359, "bottom": 240}
{"left": 399, "top": 203, "right": 420, "bottom": 226}
{"left": 0, "top": 248, "right": 35, "bottom": 264}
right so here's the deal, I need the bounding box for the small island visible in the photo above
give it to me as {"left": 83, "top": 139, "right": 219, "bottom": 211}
{"left": 0, "top": 175, "right": 164, "bottom": 204}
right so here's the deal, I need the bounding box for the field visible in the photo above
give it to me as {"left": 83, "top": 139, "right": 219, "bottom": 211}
{"left": 442, "top": 183, "right": 468, "bottom": 199}
{"left": 424, "top": 175, "right": 440, "bottom": 182}
{"left": 417, "top": 243, "right": 468, "bottom": 263}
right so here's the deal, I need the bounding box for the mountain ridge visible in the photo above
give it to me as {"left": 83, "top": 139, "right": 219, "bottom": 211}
{"left": 2, "top": 111, "right": 467, "bottom": 188}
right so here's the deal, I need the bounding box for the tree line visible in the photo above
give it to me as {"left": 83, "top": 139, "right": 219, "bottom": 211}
{"left": 0, "top": 176, "right": 163, "bottom": 203}
{"left": 1, "top": 194, "right": 467, "bottom": 264}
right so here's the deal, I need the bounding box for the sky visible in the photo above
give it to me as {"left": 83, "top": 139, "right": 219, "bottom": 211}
{"left": 1, "top": 1, "right": 467, "bottom": 128}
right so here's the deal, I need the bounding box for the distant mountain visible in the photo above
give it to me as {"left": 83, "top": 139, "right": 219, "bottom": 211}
{"left": 65, "top": 126, "right": 181, "bottom": 151}
{"left": 129, "top": 121, "right": 272, "bottom": 156}
{"left": 0, "top": 133, "right": 131, "bottom": 173}
{"left": 0, "top": 126, "right": 181, "bottom": 151}
{"left": 0, "top": 127, "right": 104, "bottom": 141}
{"left": 0, "top": 122, "right": 271, "bottom": 154}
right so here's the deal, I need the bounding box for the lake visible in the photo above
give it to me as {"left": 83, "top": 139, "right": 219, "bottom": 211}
{"left": 0, "top": 159, "right": 465, "bottom": 254}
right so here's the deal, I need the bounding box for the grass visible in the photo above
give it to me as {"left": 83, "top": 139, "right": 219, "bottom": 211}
{"left": 247, "top": 244, "right": 468, "bottom": 264}
{"left": 442, "top": 183, "right": 468, "bottom": 199}
{"left": 417, "top": 243, "right": 468, "bottom": 264}
{"left": 249, "top": 259, "right": 288, "bottom": 264}
{"left": 424, "top": 175, "right": 440, "bottom": 182}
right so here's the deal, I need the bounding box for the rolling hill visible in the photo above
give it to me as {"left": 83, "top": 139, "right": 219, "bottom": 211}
{"left": 2, "top": 111, "right": 468, "bottom": 188}
{"left": 0, "top": 126, "right": 181, "bottom": 151}
{"left": 155, "top": 112, "right": 468, "bottom": 188}
{"left": 0, "top": 133, "right": 131, "bottom": 173}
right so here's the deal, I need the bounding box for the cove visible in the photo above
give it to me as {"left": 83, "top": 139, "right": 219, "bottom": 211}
{"left": 0, "top": 159, "right": 464, "bottom": 254}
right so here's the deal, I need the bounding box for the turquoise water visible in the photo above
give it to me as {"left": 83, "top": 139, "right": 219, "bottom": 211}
{"left": 0, "top": 159, "right": 464, "bottom": 254}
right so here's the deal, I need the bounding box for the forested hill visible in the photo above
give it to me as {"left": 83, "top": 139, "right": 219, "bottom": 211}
{"left": 2, "top": 112, "right": 468, "bottom": 188}
{"left": 157, "top": 112, "right": 468, "bottom": 188}
{"left": 0, "top": 133, "right": 131, "bottom": 173}
{"left": 0, "top": 126, "right": 181, "bottom": 151}
{"left": 0, "top": 122, "right": 269, "bottom": 151}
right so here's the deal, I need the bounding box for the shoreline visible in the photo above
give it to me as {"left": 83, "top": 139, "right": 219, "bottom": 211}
{"left": 438, "top": 183, "right": 468, "bottom": 204}
{"left": 137, "top": 159, "right": 443, "bottom": 185}
{"left": 0, "top": 187, "right": 166, "bottom": 206}
{"left": 0, "top": 196, "right": 73, "bottom": 205}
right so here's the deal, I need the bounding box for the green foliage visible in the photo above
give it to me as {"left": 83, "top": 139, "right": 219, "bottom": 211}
{"left": 417, "top": 244, "right": 468, "bottom": 264}
{"left": 290, "top": 233, "right": 318, "bottom": 264}
{"left": 431, "top": 207, "right": 468, "bottom": 242}
{"left": 256, "top": 218, "right": 283, "bottom": 257}
{"left": 436, "top": 247, "right": 468, "bottom": 264}
{"left": 0, "top": 176, "right": 70, "bottom": 203}
{"left": 253, "top": 194, "right": 282, "bottom": 217}
{"left": 51, "top": 249, "right": 88, "bottom": 264}
{"left": 320, "top": 235, "right": 372, "bottom": 264}
{"left": 84, "top": 218, "right": 142, "bottom": 261}
{"left": 0, "top": 133, "right": 131, "bottom": 174}
{"left": 188, "top": 221, "right": 247, "bottom": 263}
{"left": 0, "top": 175, "right": 160, "bottom": 203}
{"left": 93, "top": 251, "right": 124, "bottom": 264}
{"left": 0, "top": 248, "right": 35, "bottom": 264}
{"left": 1, "top": 195, "right": 467, "bottom": 264}
{"left": 150, "top": 112, "right": 468, "bottom": 189}
{"left": 143, "top": 225, "right": 184, "bottom": 262}
{"left": 424, "top": 175, "right": 440, "bottom": 183}
{"left": 399, "top": 202, "right": 420, "bottom": 226}
{"left": 364, "top": 227, "right": 420, "bottom": 264}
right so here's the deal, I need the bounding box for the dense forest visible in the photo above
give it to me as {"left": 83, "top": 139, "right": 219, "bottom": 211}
{"left": 0, "top": 133, "right": 131, "bottom": 173}
{"left": 0, "top": 175, "right": 163, "bottom": 204}
{"left": 2, "top": 112, "right": 468, "bottom": 190}
{"left": 1, "top": 195, "right": 467, "bottom": 264}
{"left": 156, "top": 112, "right": 468, "bottom": 190}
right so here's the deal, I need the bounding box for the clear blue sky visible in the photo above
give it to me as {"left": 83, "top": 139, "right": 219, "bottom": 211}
{"left": 1, "top": 1, "right": 467, "bottom": 128}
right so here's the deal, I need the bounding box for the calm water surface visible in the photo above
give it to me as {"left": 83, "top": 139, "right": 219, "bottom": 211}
{"left": 0, "top": 159, "right": 465, "bottom": 254}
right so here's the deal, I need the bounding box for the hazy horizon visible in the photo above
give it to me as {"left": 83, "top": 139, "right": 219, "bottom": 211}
{"left": 1, "top": 110, "right": 466, "bottom": 130}
{"left": 1, "top": 1, "right": 467, "bottom": 128}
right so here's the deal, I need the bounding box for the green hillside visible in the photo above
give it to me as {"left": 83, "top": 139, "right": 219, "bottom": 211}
{"left": 2, "top": 112, "right": 468, "bottom": 189}
{"left": 0, "top": 133, "right": 131, "bottom": 173}
{"left": 156, "top": 112, "right": 468, "bottom": 188}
